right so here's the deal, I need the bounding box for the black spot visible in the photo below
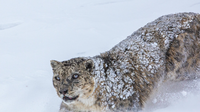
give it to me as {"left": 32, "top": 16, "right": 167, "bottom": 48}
{"left": 63, "top": 63, "right": 70, "bottom": 66}
{"left": 127, "top": 107, "right": 132, "bottom": 111}
{"left": 174, "top": 57, "right": 181, "bottom": 62}
{"left": 113, "top": 99, "right": 117, "bottom": 102}
{"left": 73, "top": 81, "right": 79, "bottom": 84}
{"left": 167, "top": 58, "right": 175, "bottom": 71}
{"left": 184, "top": 29, "right": 194, "bottom": 33}
{"left": 86, "top": 63, "right": 92, "bottom": 70}
{"left": 124, "top": 48, "right": 128, "bottom": 52}
{"left": 98, "top": 102, "right": 101, "bottom": 106}
{"left": 166, "top": 51, "right": 171, "bottom": 57}
{"left": 129, "top": 98, "right": 133, "bottom": 103}
{"left": 85, "top": 60, "right": 93, "bottom": 72}
{"left": 89, "top": 89, "right": 91, "bottom": 92}
{"left": 129, "top": 68, "right": 134, "bottom": 72}
{"left": 176, "top": 68, "right": 180, "bottom": 74}
{"left": 191, "top": 59, "right": 197, "bottom": 67}
{"left": 182, "top": 61, "right": 189, "bottom": 68}
{"left": 120, "top": 103, "right": 124, "bottom": 107}
{"left": 172, "top": 39, "right": 180, "bottom": 48}
{"left": 108, "top": 104, "right": 112, "bottom": 109}
{"left": 97, "top": 97, "right": 101, "bottom": 101}
{"left": 174, "top": 52, "right": 183, "bottom": 62}
{"left": 188, "top": 49, "right": 195, "bottom": 58}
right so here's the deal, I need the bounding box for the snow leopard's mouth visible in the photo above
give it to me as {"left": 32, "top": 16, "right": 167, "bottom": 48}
{"left": 63, "top": 95, "right": 79, "bottom": 101}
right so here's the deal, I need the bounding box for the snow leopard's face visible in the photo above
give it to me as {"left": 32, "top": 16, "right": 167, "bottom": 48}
{"left": 50, "top": 58, "right": 95, "bottom": 104}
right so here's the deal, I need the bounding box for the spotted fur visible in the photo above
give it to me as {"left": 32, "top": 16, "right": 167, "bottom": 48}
{"left": 50, "top": 12, "right": 200, "bottom": 112}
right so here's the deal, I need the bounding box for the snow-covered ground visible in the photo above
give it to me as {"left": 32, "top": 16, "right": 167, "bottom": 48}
{"left": 0, "top": 0, "right": 200, "bottom": 112}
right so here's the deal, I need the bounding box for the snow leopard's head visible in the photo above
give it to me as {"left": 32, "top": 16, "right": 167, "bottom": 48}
{"left": 50, "top": 58, "right": 95, "bottom": 104}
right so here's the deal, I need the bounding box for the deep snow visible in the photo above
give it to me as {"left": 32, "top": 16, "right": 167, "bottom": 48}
{"left": 0, "top": 0, "right": 200, "bottom": 112}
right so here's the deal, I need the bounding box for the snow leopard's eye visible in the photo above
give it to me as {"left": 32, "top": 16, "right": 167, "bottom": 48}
{"left": 55, "top": 76, "right": 60, "bottom": 81}
{"left": 72, "top": 74, "right": 79, "bottom": 79}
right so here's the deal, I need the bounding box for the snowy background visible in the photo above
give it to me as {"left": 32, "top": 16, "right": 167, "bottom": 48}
{"left": 0, "top": 0, "right": 200, "bottom": 112}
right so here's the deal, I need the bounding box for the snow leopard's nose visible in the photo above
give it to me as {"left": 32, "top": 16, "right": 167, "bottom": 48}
{"left": 59, "top": 89, "right": 68, "bottom": 95}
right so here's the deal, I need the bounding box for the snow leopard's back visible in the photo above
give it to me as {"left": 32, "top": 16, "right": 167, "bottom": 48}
{"left": 109, "top": 12, "right": 200, "bottom": 81}
{"left": 95, "top": 12, "right": 200, "bottom": 111}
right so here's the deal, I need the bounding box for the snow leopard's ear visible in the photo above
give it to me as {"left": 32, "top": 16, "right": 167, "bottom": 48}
{"left": 84, "top": 59, "right": 94, "bottom": 72}
{"left": 50, "top": 60, "right": 61, "bottom": 69}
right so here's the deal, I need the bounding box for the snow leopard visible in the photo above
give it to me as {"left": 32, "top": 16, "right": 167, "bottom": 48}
{"left": 50, "top": 12, "right": 200, "bottom": 112}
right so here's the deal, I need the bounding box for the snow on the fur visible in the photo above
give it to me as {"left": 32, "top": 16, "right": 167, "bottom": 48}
{"left": 0, "top": 0, "right": 200, "bottom": 112}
